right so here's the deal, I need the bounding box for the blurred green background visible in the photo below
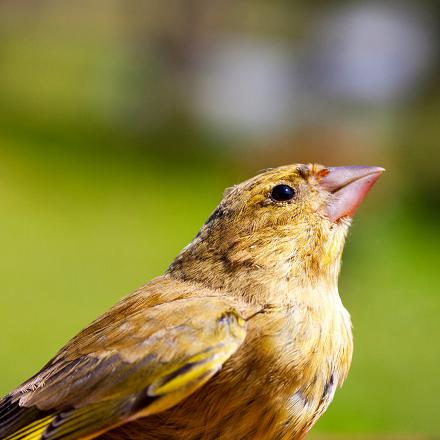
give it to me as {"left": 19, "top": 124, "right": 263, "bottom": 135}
{"left": 0, "top": 1, "right": 439, "bottom": 438}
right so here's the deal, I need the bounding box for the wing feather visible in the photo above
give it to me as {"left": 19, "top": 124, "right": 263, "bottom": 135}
{"left": 0, "top": 290, "right": 247, "bottom": 440}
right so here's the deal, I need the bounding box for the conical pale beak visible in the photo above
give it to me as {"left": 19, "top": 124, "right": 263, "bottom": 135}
{"left": 319, "top": 166, "right": 384, "bottom": 222}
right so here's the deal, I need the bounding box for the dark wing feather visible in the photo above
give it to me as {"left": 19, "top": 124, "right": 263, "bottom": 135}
{"left": 0, "top": 396, "right": 52, "bottom": 438}
{"left": 0, "top": 291, "right": 247, "bottom": 440}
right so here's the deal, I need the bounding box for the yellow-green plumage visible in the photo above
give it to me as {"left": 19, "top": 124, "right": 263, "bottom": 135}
{"left": 0, "top": 163, "right": 383, "bottom": 440}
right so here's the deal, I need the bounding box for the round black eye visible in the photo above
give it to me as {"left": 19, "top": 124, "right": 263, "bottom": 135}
{"left": 270, "top": 184, "right": 295, "bottom": 202}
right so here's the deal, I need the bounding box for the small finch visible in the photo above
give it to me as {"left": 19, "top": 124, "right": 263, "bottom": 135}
{"left": 0, "top": 163, "right": 383, "bottom": 440}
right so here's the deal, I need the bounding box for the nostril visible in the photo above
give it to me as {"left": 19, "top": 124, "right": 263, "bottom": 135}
{"left": 316, "top": 168, "right": 330, "bottom": 179}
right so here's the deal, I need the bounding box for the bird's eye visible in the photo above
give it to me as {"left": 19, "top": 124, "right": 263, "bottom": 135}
{"left": 270, "top": 184, "right": 296, "bottom": 202}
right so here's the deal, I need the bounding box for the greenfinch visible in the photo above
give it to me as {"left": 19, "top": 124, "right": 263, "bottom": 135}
{"left": 0, "top": 163, "right": 383, "bottom": 440}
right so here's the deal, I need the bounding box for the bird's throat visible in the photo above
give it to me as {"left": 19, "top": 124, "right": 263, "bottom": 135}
{"left": 167, "top": 226, "right": 346, "bottom": 306}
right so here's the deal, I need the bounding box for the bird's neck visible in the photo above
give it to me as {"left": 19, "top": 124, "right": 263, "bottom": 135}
{"left": 166, "top": 227, "right": 344, "bottom": 306}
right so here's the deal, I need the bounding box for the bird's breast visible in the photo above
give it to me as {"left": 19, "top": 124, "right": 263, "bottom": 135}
{"left": 241, "top": 292, "right": 353, "bottom": 437}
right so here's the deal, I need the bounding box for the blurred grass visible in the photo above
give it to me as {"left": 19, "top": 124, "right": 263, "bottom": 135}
{"left": 315, "top": 205, "right": 440, "bottom": 435}
{"left": 0, "top": 133, "right": 438, "bottom": 436}
{"left": 0, "top": 132, "right": 234, "bottom": 388}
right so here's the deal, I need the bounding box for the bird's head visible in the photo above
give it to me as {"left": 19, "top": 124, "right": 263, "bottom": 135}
{"left": 169, "top": 164, "right": 383, "bottom": 299}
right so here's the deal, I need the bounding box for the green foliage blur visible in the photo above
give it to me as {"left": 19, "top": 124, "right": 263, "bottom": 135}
{"left": 0, "top": 1, "right": 439, "bottom": 438}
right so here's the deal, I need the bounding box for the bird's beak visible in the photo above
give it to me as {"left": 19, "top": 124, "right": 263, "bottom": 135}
{"left": 319, "top": 166, "right": 384, "bottom": 222}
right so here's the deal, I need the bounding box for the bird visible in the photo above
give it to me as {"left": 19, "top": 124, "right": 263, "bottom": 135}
{"left": 0, "top": 163, "right": 383, "bottom": 440}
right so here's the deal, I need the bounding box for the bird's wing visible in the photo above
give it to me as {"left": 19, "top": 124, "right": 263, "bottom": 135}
{"left": 0, "top": 290, "right": 247, "bottom": 440}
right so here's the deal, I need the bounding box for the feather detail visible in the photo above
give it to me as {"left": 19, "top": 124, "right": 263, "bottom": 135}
{"left": 0, "top": 286, "right": 247, "bottom": 440}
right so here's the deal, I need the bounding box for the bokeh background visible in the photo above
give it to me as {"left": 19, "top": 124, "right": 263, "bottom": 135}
{"left": 0, "top": 1, "right": 439, "bottom": 438}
